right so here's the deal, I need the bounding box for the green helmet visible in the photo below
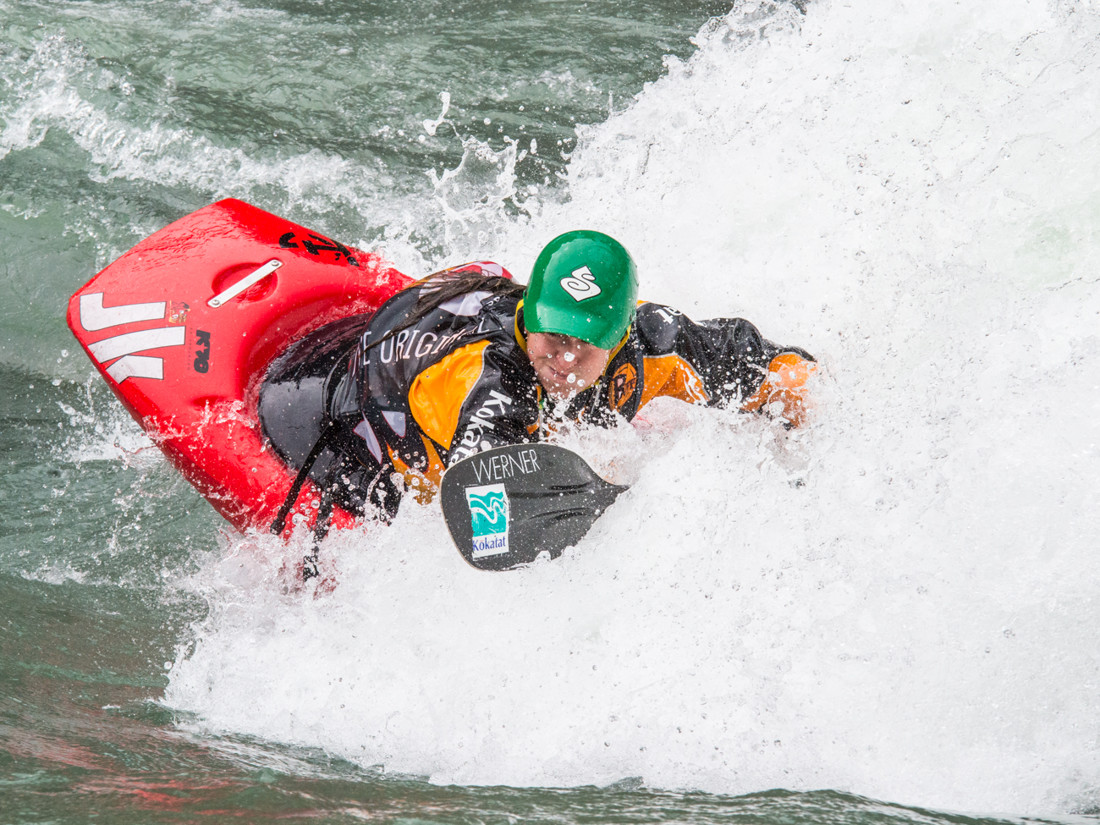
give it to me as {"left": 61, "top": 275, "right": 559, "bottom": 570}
{"left": 523, "top": 230, "right": 639, "bottom": 349}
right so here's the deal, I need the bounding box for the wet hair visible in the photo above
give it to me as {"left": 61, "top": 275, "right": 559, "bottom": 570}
{"left": 366, "top": 269, "right": 525, "bottom": 354}
{"left": 414, "top": 269, "right": 525, "bottom": 312}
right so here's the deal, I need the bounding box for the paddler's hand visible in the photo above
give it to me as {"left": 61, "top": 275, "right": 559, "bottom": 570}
{"left": 741, "top": 353, "right": 817, "bottom": 428}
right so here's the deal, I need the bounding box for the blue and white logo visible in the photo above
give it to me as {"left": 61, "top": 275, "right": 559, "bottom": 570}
{"left": 466, "top": 483, "right": 510, "bottom": 559}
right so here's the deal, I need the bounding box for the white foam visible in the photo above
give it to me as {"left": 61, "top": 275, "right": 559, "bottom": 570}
{"left": 166, "top": 0, "right": 1100, "bottom": 815}
{"left": 0, "top": 33, "right": 399, "bottom": 217}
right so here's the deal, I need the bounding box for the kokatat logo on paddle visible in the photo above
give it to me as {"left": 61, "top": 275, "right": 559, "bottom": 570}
{"left": 466, "top": 483, "right": 510, "bottom": 559}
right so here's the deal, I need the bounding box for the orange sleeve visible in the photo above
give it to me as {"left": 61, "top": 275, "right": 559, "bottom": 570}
{"left": 408, "top": 340, "right": 491, "bottom": 449}
{"left": 638, "top": 354, "right": 709, "bottom": 409}
{"left": 741, "top": 353, "right": 816, "bottom": 427}
{"left": 386, "top": 437, "right": 447, "bottom": 501}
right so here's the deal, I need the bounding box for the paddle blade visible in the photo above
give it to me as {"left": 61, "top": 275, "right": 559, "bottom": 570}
{"left": 440, "top": 444, "right": 627, "bottom": 571}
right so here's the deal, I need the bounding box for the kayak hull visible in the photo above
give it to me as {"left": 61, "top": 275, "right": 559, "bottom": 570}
{"left": 66, "top": 199, "right": 412, "bottom": 534}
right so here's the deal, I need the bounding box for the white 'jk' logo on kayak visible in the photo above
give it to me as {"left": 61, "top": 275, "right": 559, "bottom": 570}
{"left": 559, "top": 266, "right": 602, "bottom": 302}
{"left": 79, "top": 293, "right": 185, "bottom": 383}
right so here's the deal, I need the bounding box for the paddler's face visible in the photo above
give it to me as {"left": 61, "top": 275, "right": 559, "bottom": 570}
{"left": 526, "top": 332, "right": 612, "bottom": 401}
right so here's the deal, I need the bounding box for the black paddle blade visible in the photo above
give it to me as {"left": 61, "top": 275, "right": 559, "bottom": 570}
{"left": 440, "top": 443, "right": 628, "bottom": 571}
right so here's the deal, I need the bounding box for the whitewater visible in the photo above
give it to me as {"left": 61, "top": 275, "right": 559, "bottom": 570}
{"left": 152, "top": 0, "right": 1100, "bottom": 817}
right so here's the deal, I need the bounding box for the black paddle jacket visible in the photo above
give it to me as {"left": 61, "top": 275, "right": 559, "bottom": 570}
{"left": 325, "top": 263, "right": 814, "bottom": 517}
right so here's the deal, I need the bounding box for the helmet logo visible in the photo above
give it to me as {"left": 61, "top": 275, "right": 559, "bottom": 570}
{"left": 559, "top": 266, "right": 602, "bottom": 302}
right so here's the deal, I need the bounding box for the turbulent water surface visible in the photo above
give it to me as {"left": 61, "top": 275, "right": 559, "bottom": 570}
{"left": 2, "top": 0, "right": 1099, "bottom": 822}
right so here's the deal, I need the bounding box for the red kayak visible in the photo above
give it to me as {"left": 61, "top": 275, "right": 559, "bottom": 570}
{"left": 67, "top": 199, "right": 412, "bottom": 535}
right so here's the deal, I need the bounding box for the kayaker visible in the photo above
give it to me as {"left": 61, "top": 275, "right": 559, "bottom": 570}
{"left": 320, "top": 230, "right": 816, "bottom": 520}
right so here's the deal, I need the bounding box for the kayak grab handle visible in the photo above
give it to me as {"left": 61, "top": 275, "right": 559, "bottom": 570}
{"left": 208, "top": 259, "right": 283, "bottom": 307}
